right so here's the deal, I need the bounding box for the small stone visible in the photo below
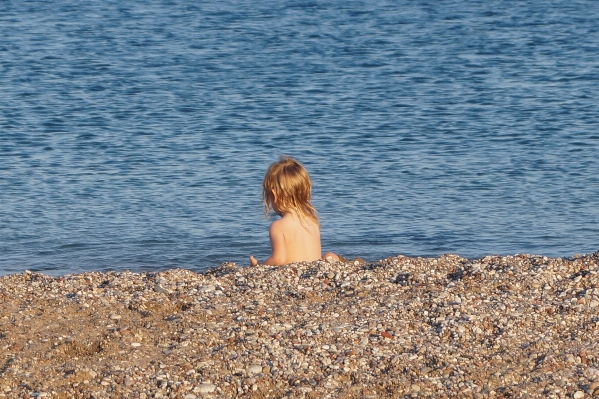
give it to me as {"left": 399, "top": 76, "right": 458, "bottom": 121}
{"left": 198, "top": 285, "right": 214, "bottom": 293}
{"left": 131, "top": 342, "right": 141, "bottom": 347}
{"left": 567, "top": 354, "right": 576, "bottom": 363}
{"left": 262, "top": 366, "right": 271, "bottom": 374}
{"left": 109, "top": 314, "right": 121, "bottom": 320}
{"left": 154, "top": 284, "right": 169, "bottom": 294}
{"left": 420, "top": 366, "right": 432, "bottom": 374}
{"left": 183, "top": 395, "right": 197, "bottom": 399}
{"left": 411, "top": 385, "right": 420, "bottom": 392}
{"left": 573, "top": 391, "right": 584, "bottom": 399}
{"left": 248, "top": 364, "right": 262, "bottom": 375}
{"left": 196, "top": 384, "right": 216, "bottom": 394}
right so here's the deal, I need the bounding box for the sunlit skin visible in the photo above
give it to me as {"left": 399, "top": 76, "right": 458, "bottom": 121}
{"left": 249, "top": 194, "right": 339, "bottom": 266}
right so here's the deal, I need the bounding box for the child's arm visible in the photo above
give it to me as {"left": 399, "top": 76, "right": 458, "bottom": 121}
{"left": 249, "top": 220, "right": 287, "bottom": 266}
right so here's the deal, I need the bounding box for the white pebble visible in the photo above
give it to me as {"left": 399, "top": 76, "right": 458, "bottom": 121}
{"left": 247, "top": 364, "right": 262, "bottom": 375}
{"left": 196, "top": 384, "right": 216, "bottom": 394}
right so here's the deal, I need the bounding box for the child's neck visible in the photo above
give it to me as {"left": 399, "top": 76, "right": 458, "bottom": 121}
{"left": 278, "top": 209, "right": 301, "bottom": 219}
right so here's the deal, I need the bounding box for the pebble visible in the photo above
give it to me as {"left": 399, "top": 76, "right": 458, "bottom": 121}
{"left": 154, "top": 284, "right": 169, "bottom": 294}
{"left": 196, "top": 384, "right": 216, "bottom": 394}
{"left": 567, "top": 354, "right": 577, "bottom": 363}
{"left": 573, "top": 391, "right": 584, "bottom": 399}
{"left": 247, "top": 364, "right": 262, "bottom": 375}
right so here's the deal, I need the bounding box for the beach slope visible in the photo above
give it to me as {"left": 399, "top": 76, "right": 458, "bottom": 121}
{"left": 1, "top": 253, "right": 598, "bottom": 398}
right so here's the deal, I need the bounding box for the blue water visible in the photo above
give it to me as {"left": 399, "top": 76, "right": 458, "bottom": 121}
{"left": 1, "top": 1, "right": 598, "bottom": 276}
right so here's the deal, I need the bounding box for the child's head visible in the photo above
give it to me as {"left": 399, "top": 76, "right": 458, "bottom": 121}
{"left": 262, "top": 156, "right": 318, "bottom": 223}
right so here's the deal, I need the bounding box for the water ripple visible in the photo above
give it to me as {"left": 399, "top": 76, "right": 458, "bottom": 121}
{"left": 1, "top": 0, "right": 598, "bottom": 275}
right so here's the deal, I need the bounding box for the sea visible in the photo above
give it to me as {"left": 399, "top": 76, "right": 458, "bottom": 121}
{"left": 1, "top": 0, "right": 598, "bottom": 276}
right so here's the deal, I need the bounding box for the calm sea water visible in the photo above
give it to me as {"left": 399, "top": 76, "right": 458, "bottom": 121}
{"left": 1, "top": 1, "right": 598, "bottom": 276}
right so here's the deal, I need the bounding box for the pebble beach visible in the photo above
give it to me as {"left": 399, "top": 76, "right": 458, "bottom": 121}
{"left": 1, "top": 253, "right": 599, "bottom": 399}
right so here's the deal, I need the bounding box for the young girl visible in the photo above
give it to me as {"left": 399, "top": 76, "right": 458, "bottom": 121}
{"left": 249, "top": 156, "right": 339, "bottom": 266}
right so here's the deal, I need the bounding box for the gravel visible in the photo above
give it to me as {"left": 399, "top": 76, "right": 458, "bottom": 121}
{"left": 1, "top": 252, "right": 599, "bottom": 398}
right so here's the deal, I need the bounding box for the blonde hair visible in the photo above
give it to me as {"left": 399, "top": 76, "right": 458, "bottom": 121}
{"left": 263, "top": 156, "right": 319, "bottom": 224}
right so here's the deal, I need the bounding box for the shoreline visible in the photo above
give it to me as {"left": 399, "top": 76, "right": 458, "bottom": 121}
{"left": 1, "top": 252, "right": 598, "bottom": 398}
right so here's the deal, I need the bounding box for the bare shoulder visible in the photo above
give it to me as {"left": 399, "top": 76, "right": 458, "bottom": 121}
{"left": 269, "top": 218, "right": 287, "bottom": 235}
{"left": 271, "top": 214, "right": 319, "bottom": 236}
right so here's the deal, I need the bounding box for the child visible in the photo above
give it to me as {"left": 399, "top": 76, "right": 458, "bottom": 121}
{"left": 249, "top": 156, "right": 340, "bottom": 266}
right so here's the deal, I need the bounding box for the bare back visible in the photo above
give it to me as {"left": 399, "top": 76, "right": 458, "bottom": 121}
{"left": 269, "top": 213, "right": 321, "bottom": 264}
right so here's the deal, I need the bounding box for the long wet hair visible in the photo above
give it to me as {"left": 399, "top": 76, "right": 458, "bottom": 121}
{"left": 262, "top": 156, "right": 319, "bottom": 224}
